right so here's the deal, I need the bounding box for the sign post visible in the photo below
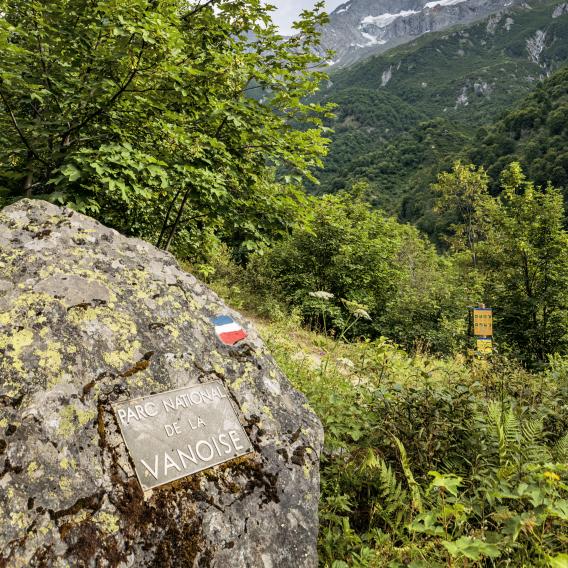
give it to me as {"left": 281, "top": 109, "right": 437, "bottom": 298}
{"left": 469, "top": 304, "right": 494, "bottom": 355}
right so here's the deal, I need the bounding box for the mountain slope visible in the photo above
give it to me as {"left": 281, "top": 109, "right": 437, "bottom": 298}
{"left": 471, "top": 66, "right": 568, "bottom": 191}
{"left": 313, "top": 0, "right": 568, "bottom": 224}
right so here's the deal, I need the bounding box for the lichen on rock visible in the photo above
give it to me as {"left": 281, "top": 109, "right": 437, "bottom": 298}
{"left": 0, "top": 199, "right": 323, "bottom": 567}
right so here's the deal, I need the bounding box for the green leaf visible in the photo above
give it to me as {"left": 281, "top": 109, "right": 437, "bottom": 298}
{"left": 442, "top": 537, "right": 502, "bottom": 561}
{"left": 428, "top": 471, "right": 462, "bottom": 497}
{"left": 60, "top": 164, "right": 82, "bottom": 182}
{"left": 549, "top": 553, "right": 568, "bottom": 568}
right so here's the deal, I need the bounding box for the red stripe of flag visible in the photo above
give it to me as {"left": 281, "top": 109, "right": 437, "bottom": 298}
{"left": 218, "top": 330, "right": 247, "bottom": 346}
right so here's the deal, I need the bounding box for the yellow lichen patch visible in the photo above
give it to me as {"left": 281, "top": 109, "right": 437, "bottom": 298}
{"left": 68, "top": 304, "right": 136, "bottom": 336}
{"left": 103, "top": 339, "right": 142, "bottom": 370}
{"left": 66, "top": 306, "right": 102, "bottom": 326}
{"left": 57, "top": 404, "right": 96, "bottom": 438}
{"left": 76, "top": 408, "right": 96, "bottom": 426}
{"left": 232, "top": 372, "right": 254, "bottom": 391}
{"left": 57, "top": 406, "right": 76, "bottom": 438}
{"left": 165, "top": 324, "right": 180, "bottom": 339}
{"left": 27, "top": 462, "right": 39, "bottom": 476}
{"left": 69, "top": 510, "right": 89, "bottom": 525}
{"left": 59, "top": 457, "right": 70, "bottom": 470}
{"left": 0, "top": 291, "right": 58, "bottom": 326}
{"left": 0, "top": 248, "right": 27, "bottom": 278}
{"left": 94, "top": 512, "right": 120, "bottom": 534}
{"left": 130, "top": 372, "right": 163, "bottom": 392}
{"left": 10, "top": 511, "right": 29, "bottom": 530}
{"left": 68, "top": 305, "right": 146, "bottom": 371}
{"left": 35, "top": 341, "right": 63, "bottom": 384}
{"left": 59, "top": 476, "right": 72, "bottom": 495}
{"left": 0, "top": 328, "right": 34, "bottom": 372}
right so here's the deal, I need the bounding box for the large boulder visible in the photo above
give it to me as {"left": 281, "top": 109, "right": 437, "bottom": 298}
{"left": 0, "top": 200, "right": 323, "bottom": 567}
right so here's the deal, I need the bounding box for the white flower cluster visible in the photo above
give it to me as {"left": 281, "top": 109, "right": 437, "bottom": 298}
{"left": 309, "top": 291, "right": 335, "bottom": 300}
{"left": 354, "top": 308, "right": 371, "bottom": 321}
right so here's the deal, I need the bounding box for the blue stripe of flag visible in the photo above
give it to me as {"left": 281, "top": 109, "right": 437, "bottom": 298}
{"left": 211, "top": 315, "right": 234, "bottom": 326}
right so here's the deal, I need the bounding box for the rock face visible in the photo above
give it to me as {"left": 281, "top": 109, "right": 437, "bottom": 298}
{"left": 319, "top": 0, "right": 522, "bottom": 67}
{"left": 0, "top": 200, "right": 323, "bottom": 567}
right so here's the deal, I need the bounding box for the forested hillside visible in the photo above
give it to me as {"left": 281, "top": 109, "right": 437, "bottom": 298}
{"left": 472, "top": 66, "right": 568, "bottom": 192}
{"left": 405, "top": 65, "right": 568, "bottom": 237}
{"left": 314, "top": 0, "right": 568, "bottom": 230}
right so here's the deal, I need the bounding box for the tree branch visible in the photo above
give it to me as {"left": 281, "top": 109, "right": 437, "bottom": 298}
{"left": 185, "top": 0, "right": 217, "bottom": 19}
{"left": 61, "top": 40, "right": 146, "bottom": 142}
{"left": 0, "top": 84, "right": 47, "bottom": 165}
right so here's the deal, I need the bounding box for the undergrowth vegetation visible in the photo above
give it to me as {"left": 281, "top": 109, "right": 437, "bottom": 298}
{"left": 253, "top": 313, "right": 568, "bottom": 567}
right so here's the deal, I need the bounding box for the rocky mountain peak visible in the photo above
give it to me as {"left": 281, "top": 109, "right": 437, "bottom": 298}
{"left": 320, "top": 0, "right": 522, "bottom": 66}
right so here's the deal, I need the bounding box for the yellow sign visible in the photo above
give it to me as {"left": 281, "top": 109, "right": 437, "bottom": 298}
{"left": 476, "top": 338, "right": 493, "bottom": 354}
{"left": 473, "top": 308, "right": 493, "bottom": 337}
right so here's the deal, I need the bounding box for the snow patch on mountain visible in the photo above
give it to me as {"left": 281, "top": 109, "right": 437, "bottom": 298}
{"left": 425, "top": 0, "right": 468, "bottom": 9}
{"left": 319, "top": 0, "right": 525, "bottom": 68}
{"left": 361, "top": 10, "right": 420, "bottom": 28}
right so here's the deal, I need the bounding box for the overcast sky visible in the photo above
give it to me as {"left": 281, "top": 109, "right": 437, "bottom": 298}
{"left": 271, "top": 1, "right": 345, "bottom": 35}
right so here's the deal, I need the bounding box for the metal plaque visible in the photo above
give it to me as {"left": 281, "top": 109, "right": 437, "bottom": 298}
{"left": 473, "top": 308, "right": 493, "bottom": 337}
{"left": 112, "top": 381, "right": 253, "bottom": 491}
{"left": 476, "top": 338, "right": 493, "bottom": 354}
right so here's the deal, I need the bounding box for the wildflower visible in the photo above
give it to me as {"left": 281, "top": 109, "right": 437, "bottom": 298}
{"left": 337, "top": 357, "right": 355, "bottom": 369}
{"left": 309, "top": 291, "right": 334, "bottom": 300}
{"left": 354, "top": 308, "right": 371, "bottom": 321}
{"left": 342, "top": 299, "right": 371, "bottom": 320}
{"left": 544, "top": 471, "right": 560, "bottom": 482}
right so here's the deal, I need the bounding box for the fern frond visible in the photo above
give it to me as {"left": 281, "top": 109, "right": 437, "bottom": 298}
{"left": 521, "top": 418, "right": 544, "bottom": 446}
{"left": 502, "top": 407, "right": 521, "bottom": 448}
{"left": 378, "top": 459, "right": 407, "bottom": 515}
{"left": 520, "top": 418, "right": 552, "bottom": 464}
{"left": 393, "top": 435, "right": 423, "bottom": 513}
{"left": 553, "top": 432, "right": 568, "bottom": 462}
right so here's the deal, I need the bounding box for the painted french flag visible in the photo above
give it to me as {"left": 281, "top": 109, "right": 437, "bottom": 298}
{"left": 212, "top": 315, "right": 247, "bottom": 346}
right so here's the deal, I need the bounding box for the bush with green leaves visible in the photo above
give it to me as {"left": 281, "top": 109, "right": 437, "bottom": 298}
{"left": 260, "top": 316, "right": 568, "bottom": 567}
{"left": 433, "top": 161, "right": 568, "bottom": 363}
{"left": 247, "top": 190, "right": 477, "bottom": 354}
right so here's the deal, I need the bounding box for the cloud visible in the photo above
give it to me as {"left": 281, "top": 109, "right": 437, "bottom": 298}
{"left": 270, "top": 0, "right": 345, "bottom": 35}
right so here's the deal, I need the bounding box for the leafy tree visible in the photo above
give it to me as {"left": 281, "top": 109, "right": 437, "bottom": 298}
{"left": 480, "top": 163, "right": 568, "bottom": 362}
{"left": 248, "top": 190, "right": 402, "bottom": 330}
{"left": 432, "top": 162, "right": 490, "bottom": 266}
{"left": 0, "top": 0, "right": 332, "bottom": 257}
